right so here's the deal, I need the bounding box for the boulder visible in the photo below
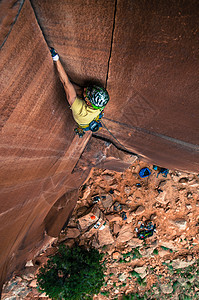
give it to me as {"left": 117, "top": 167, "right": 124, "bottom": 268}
{"left": 112, "top": 252, "right": 121, "bottom": 260}
{"left": 102, "top": 174, "right": 114, "bottom": 183}
{"left": 40, "top": 292, "right": 48, "bottom": 298}
{"left": 29, "top": 279, "right": 37, "bottom": 288}
{"left": 78, "top": 206, "right": 101, "bottom": 230}
{"left": 22, "top": 272, "right": 34, "bottom": 281}
{"left": 134, "top": 205, "right": 145, "bottom": 215}
{"left": 106, "top": 214, "right": 122, "bottom": 223}
{"left": 124, "top": 186, "right": 131, "bottom": 196}
{"left": 76, "top": 206, "right": 90, "bottom": 218}
{"left": 156, "top": 191, "right": 168, "bottom": 204}
{"left": 138, "top": 247, "right": 154, "bottom": 257}
{"left": 65, "top": 228, "right": 80, "bottom": 239}
{"left": 134, "top": 266, "right": 147, "bottom": 279}
{"left": 101, "top": 194, "right": 113, "bottom": 210}
{"left": 113, "top": 223, "right": 121, "bottom": 235}
{"left": 171, "top": 218, "right": 187, "bottom": 230}
{"left": 158, "top": 180, "right": 167, "bottom": 188}
{"left": 179, "top": 177, "right": 189, "bottom": 183}
{"left": 158, "top": 249, "right": 170, "bottom": 257}
{"left": 171, "top": 259, "right": 195, "bottom": 269}
{"left": 82, "top": 186, "right": 91, "bottom": 199}
{"left": 63, "top": 239, "right": 75, "bottom": 248}
{"left": 118, "top": 273, "right": 128, "bottom": 282}
{"left": 116, "top": 224, "right": 134, "bottom": 244}
{"left": 127, "top": 238, "right": 143, "bottom": 248}
{"left": 97, "top": 225, "right": 114, "bottom": 247}
{"left": 159, "top": 241, "right": 177, "bottom": 251}
{"left": 160, "top": 284, "right": 173, "bottom": 294}
{"left": 188, "top": 179, "right": 199, "bottom": 187}
{"left": 25, "top": 260, "right": 34, "bottom": 267}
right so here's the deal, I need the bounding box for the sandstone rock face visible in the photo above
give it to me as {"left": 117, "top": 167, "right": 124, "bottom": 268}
{"left": 1, "top": 0, "right": 199, "bottom": 291}
{"left": 99, "top": 0, "right": 199, "bottom": 172}
{"left": 30, "top": 0, "right": 115, "bottom": 86}
{"left": 0, "top": 0, "right": 92, "bottom": 288}
{"left": 31, "top": 0, "right": 199, "bottom": 173}
{"left": 0, "top": 0, "right": 24, "bottom": 47}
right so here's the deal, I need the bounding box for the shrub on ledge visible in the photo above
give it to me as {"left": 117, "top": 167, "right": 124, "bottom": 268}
{"left": 37, "top": 244, "right": 105, "bottom": 300}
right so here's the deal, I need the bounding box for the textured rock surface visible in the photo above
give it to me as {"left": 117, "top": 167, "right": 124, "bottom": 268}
{"left": 0, "top": 0, "right": 92, "bottom": 288}
{"left": 100, "top": 0, "right": 199, "bottom": 172}
{"left": 116, "top": 224, "right": 134, "bottom": 244}
{"left": 30, "top": 0, "right": 115, "bottom": 86}
{"left": 0, "top": 0, "right": 24, "bottom": 47}
{"left": 1, "top": 0, "right": 199, "bottom": 292}
{"left": 30, "top": 0, "right": 199, "bottom": 172}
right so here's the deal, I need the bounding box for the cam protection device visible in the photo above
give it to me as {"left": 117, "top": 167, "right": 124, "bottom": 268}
{"left": 85, "top": 86, "right": 109, "bottom": 109}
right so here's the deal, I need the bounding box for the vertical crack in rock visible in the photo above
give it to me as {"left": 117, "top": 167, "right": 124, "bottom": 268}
{"left": 29, "top": 0, "right": 49, "bottom": 45}
{"left": 105, "top": 0, "right": 117, "bottom": 89}
{"left": 0, "top": 0, "right": 25, "bottom": 49}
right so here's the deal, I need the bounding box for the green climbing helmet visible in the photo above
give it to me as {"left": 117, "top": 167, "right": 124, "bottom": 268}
{"left": 85, "top": 85, "right": 109, "bottom": 109}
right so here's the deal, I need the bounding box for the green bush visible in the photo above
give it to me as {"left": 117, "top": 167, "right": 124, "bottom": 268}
{"left": 123, "top": 293, "right": 145, "bottom": 300}
{"left": 37, "top": 244, "right": 105, "bottom": 300}
{"left": 153, "top": 249, "right": 159, "bottom": 255}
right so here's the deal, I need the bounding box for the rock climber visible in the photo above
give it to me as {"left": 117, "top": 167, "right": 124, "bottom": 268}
{"left": 50, "top": 48, "right": 109, "bottom": 137}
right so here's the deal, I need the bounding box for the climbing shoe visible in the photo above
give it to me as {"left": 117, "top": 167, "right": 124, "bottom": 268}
{"left": 74, "top": 127, "right": 85, "bottom": 138}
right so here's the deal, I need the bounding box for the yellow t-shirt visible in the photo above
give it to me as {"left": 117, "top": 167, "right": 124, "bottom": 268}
{"left": 71, "top": 97, "right": 101, "bottom": 126}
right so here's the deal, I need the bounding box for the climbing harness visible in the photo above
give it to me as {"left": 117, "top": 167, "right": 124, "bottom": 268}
{"left": 74, "top": 112, "right": 104, "bottom": 137}
{"left": 136, "top": 221, "right": 156, "bottom": 240}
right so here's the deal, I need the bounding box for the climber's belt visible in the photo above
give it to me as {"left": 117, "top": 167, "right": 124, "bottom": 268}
{"left": 80, "top": 120, "right": 102, "bottom": 132}
{"left": 80, "top": 112, "right": 103, "bottom": 132}
{"left": 74, "top": 112, "right": 104, "bottom": 137}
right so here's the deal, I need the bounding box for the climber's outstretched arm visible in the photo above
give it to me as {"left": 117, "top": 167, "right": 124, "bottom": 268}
{"left": 55, "top": 60, "right": 76, "bottom": 106}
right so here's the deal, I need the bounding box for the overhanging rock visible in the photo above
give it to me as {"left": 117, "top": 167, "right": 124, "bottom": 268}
{"left": 1, "top": 0, "right": 199, "bottom": 292}
{"left": 0, "top": 0, "right": 92, "bottom": 288}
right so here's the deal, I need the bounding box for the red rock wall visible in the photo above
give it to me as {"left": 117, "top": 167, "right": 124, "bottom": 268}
{"left": 0, "top": 0, "right": 91, "bottom": 288}
{"left": 1, "top": 0, "right": 199, "bottom": 290}
{"left": 31, "top": 0, "right": 199, "bottom": 172}
{"left": 104, "top": 0, "right": 199, "bottom": 172}
{"left": 30, "top": 0, "right": 115, "bottom": 86}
